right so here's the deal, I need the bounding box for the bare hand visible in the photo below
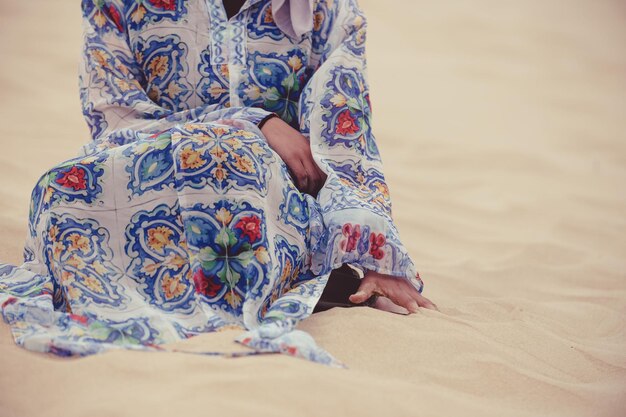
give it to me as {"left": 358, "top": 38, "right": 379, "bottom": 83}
{"left": 349, "top": 270, "right": 438, "bottom": 314}
{"left": 260, "top": 116, "right": 326, "bottom": 196}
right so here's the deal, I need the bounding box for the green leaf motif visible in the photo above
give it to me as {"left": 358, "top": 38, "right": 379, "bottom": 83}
{"left": 346, "top": 97, "right": 361, "bottom": 111}
{"left": 198, "top": 246, "right": 218, "bottom": 271}
{"left": 215, "top": 227, "right": 237, "bottom": 248}
{"left": 235, "top": 250, "right": 255, "bottom": 267}
{"left": 263, "top": 87, "right": 281, "bottom": 102}
{"left": 217, "top": 262, "right": 241, "bottom": 288}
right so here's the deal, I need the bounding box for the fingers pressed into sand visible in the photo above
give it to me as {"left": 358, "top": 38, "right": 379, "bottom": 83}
{"left": 386, "top": 287, "right": 420, "bottom": 314}
{"left": 373, "top": 296, "right": 410, "bottom": 315}
{"left": 414, "top": 292, "right": 438, "bottom": 311}
{"left": 348, "top": 279, "right": 377, "bottom": 304}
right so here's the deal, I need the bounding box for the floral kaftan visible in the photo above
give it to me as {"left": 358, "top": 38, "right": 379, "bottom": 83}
{"left": 0, "top": 0, "right": 422, "bottom": 366}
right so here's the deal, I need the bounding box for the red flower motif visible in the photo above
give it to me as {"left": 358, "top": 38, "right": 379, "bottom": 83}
{"left": 55, "top": 166, "right": 87, "bottom": 191}
{"left": 193, "top": 268, "right": 221, "bottom": 297}
{"left": 335, "top": 109, "right": 359, "bottom": 136}
{"left": 235, "top": 215, "right": 262, "bottom": 242}
{"left": 106, "top": 5, "right": 124, "bottom": 32}
{"left": 340, "top": 223, "right": 361, "bottom": 252}
{"left": 69, "top": 314, "right": 89, "bottom": 325}
{"left": 369, "top": 232, "right": 386, "bottom": 260}
{"left": 284, "top": 345, "right": 298, "bottom": 356}
{"left": 1, "top": 297, "right": 17, "bottom": 309}
{"left": 149, "top": 0, "right": 177, "bottom": 11}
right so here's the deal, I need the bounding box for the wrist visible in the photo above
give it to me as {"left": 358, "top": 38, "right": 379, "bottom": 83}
{"left": 257, "top": 112, "right": 279, "bottom": 131}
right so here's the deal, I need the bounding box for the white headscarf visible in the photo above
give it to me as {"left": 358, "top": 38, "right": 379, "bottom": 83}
{"left": 271, "top": 0, "right": 315, "bottom": 39}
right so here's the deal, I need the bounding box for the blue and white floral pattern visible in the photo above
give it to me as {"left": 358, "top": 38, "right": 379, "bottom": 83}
{"left": 0, "top": 0, "right": 423, "bottom": 368}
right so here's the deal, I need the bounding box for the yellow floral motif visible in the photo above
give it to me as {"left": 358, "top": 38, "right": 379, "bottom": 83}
{"left": 189, "top": 132, "right": 212, "bottom": 144}
{"left": 164, "top": 253, "right": 187, "bottom": 270}
{"left": 219, "top": 64, "right": 229, "bottom": 78}
{"left": 68, "top": 233, "right": 91, "bottom": 253}
{"left": 355, "top": 171, "right": 366, "bottom": 184}
{"left": 216, "top": 324, "right": 245, "bottom": 332}
{"left": 66, "top": 254, "right": 86, "bottom": 270}
{"left": 43, "top": 187, "right": 54, "bottom": 204}
{"left": 115, "top": 59, "right": 127, "bottom": 75}
{"left": 115, "top": 78, "right": 133, "bottom": 92}
{"left": 130, "top": 4, "right": 146, "bottom": 23}
{"left": 93, "top": 260, "right": 107, "bottom": 275}
{"left": 48, "top": 225, "right": 59, "bottom": 240}
{"left": 148, "top": 56, "right": 169, "bottom": 80}
{"left": 255, "top": 247, "right": 270, "bottom": 264}
{"left": 263, "top": 7, "right": 274, "bottom": 23}
{"left": 161, "top": 273, "right": 187, "bottom": 300}
{"left": 147, "top": 226, "right": 174, "bottom": 251}
{"left": 67, "top": 285, "right": 83, "bottom": 300}
{"left": 233, "top": 130, "right": 256, "bottom": 139}
{"left": 245, "top": 85, "right": 261, "bottom": 100}
{"left": 95, "top": 67, "right": 106, "bottom": 79}
{"left": 215, "top": 207, "right": 233, "bottom": 225}
{"left": 250, "top": 142, "right": 266, "bottom": 156}
{"left": 212, "top": 165, "right": 228, "bottom": 182}
{"left": 52, "top": 241, "right": 66, "bottom": 261}
{"left": 224, "top": 137, "right": 243, "bottom": 150}
{"left": 165, "top": 81, "right": 182, "bottom": 98}
{"left": 90, "top": 49, "right": 109, "bottom": 68}
{"left": 141, "top": 259, "right": 161, "bottom": 276}
{"left": 287, "top": 55, "right": 303, "bottom": 71}
{"left": 339, "top": 178, "right": 352, "bottom": 187}
{"left": 93, "top": 11, "right": 107, "bottom": 28}
{"left": 330, "top": 93, "right": 346, "bottom": 107}
{"left": 233, "top": 154, "right": 256, "bottom": 174}
{"left": 210, "top": 126, "right": 229, "bottom": 137}
{"left": 372, "top": 195, "right": 386, "bottom": 208}
{"left": 372, "top": 181, "right": 389, "bottom": 197}
{"left": 354, "top": 15, "right": 364, "bottom": 29}
{"left": 209, "top": 145, "right": 228, "bottom": 162}
{"left": 209, "top": 81, "right": 227, "bottom": 98}
{"left": 179, "top": 147, "right": 205, "bottom": 170}
{"left": 80, "top": 156, "right": 98, "bottom": 165}
{"left": 82, "top": 275, "right": 105, "bottom": 294}
{"left": 225, "top": 290, "right": 242, "bottom": 308}
{"left": 280, "top": 259, "right": 293, "bottom": 285}
{"left": 61, "top": 271, "right": 75, "bottom": 285}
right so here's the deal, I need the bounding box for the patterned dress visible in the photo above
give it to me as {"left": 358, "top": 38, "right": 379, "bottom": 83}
{"left": 0, "top": 0, "right": 422, "bottom": 366}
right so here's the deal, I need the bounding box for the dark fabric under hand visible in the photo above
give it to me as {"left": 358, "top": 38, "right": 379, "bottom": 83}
{"left": 313, "top": 264, "right": 364, "bottom": 313}
{"left": 224, "top": 0, "right": 246, "bottom": 19}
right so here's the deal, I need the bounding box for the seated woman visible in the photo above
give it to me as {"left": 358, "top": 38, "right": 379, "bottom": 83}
{"left": 0, "top": 0, "right": 435, "bottom": 365}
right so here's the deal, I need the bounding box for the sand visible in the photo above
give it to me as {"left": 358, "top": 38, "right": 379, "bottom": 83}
{"left": 1, "top": 0, "right": 625, "bottom": 416}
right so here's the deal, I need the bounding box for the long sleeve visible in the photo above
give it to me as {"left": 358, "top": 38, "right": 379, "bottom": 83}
{"left": 79, "top": 0, "right": 271, "bottom": 154}
{"left": 299, "top": 0, "right": 423, "bottom": 291}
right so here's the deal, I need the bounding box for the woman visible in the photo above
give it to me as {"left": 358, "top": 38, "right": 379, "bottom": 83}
{"left": 0, "top": 0, "right": 434, "bottom": 366}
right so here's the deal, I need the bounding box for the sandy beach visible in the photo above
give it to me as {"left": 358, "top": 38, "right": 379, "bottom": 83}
{"left": 1, "top": 0, "right": 625, "bottom": 416}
